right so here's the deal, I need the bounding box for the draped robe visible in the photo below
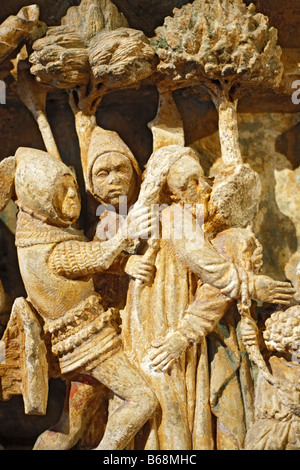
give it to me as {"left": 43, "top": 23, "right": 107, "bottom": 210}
{"left": 121, "top": 204, "right": 252, "bottom": 449}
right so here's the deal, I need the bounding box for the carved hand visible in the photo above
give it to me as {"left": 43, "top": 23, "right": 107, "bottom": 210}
{"left": 240, "top": 316, "right": 259, "bottom": 348}
{"left": 124, "top": 205, "right": 158, "bottom": 241}
{"left": 148, "top": 331, "right": 190, "bottom": 373}
{"left": 253, "top": 275, "right": 295, "bottom": 305}
{"left": 125, "top": 255, "right": 155, "bottom": 284}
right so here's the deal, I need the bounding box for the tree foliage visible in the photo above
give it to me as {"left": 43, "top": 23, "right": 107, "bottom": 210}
{"left": 29, "top": 0, "right": 157, "bottom": 91}
{"left": 152, "top": 0, "right": 283, "bottom": 97}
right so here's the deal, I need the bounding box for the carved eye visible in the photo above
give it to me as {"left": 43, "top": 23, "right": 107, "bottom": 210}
{"left": 96, "top": 170, "right": 109, "bottom": 178}
{"left": 116, "top": 165, "right": 127, "bottom": 173}
{"left": 187, "top": 177, "right": 198, "bottom": 189}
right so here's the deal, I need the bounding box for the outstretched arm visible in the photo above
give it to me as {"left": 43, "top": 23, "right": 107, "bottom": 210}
{"left": 148, "top": 276, "right": 295, "bottom": 373}
{"left": 166, "top": 205, "right": 242, "bottom": 299}
{"left": 167, "top": 206, "right": 295, "bottom": 304}
{"left": 252, "top": 274, "right": 295, "bottom": 306}
{"left": 49, "top": 236, "right": 129, "bottom": 279}
{"left": 49, "top": 206, "right": 157, "bottom": 278}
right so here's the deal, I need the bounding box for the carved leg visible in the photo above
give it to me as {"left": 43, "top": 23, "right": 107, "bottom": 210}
{"left": 89, "top": 350, "right": 158, "bottom": 451}
{"left": 33, "top": 376, "right": 106, "bottom": 450}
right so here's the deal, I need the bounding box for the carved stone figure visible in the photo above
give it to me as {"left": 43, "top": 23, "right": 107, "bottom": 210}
{"left": 245, "top": 305, "right": 300, "bottom": 450}
{"left": 0, "top": 0, "right": 298, "bottom": 452}
{"left": 85, "top": 125, "right": 141, "bottom": 234}
{"left": 33, "top": 125, "right": 151, "bottom": 450}
{"left": 121, "top": 144, "right": 295, "bottom": 450}
{"left": 0, "top": 148, "right": 158, "bottom": 450}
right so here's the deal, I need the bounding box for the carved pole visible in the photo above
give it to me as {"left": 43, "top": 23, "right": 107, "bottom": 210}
{"left": 208, "top": 84, "right": 243, "bottom": 166}
{"left": 148, "top": 86, "right": 185, "bottom": 152}
{"left": 68, "top": 88, "right": 97, "bottom": 178}
{"left": 17, "top": 61, "right": 61, "bottom": 161}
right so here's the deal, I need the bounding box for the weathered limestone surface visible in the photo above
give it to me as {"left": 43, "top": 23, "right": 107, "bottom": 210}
{"left": 0, "top": 0, "right": 299, "bottom": 451}
{"left": 193, "top": 112, "right": 300, "bottom": 285}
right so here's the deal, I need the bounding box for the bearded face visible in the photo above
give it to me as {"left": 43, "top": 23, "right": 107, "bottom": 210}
{"left": 166, "top": 155, "right": 211, "bottom": 222}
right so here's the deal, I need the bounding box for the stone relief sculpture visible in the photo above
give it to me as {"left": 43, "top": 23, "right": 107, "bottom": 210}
{"left": 0, "top": 147, "right": 158, "bottom": 450}
{"left": 0, "top": 5, "right": 46, "bottom": 63}
{"left": 120, "top": 140, "right": 295, "bottom": 450}
{"left": 152, "top": 0, "right": 283, "bottom": 166}
{"left": 33, "top": 102, "right": 152, "bottom": 451}
{"left": 245, "top": 305, "right": 300, "bottom": 450}
{"left": 0, "top": 0, "right": 299, "bottom": 451}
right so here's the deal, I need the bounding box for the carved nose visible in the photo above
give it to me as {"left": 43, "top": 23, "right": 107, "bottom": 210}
{"left": 68, "top": 188, "right": 77, "bottom": 198}
{"left": 200, "top": 180, "right": 212, "bottom": 194}
{"left": 108, "top": 172, "right": 122, "bottom": 184}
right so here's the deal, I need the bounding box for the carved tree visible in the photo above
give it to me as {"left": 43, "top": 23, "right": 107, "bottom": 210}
{"left": 29, "top": 0, "right": 157, "bottom": 114}
{"left": 28, "top": 0, "right": 158, "bottom": 188}
{"left": 152, "top": 0, "right": 284, "bottom": 165}
{"left": 0, "top": 5, "right": 46, "bottom": 63}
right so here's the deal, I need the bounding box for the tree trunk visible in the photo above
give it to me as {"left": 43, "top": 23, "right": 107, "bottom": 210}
{"left": 69, "top": 91, "right": 97, "bottom": 179}
{"left": 209, "top": 88, "right": 243, "bottom": 166}
{"left": 74, "top": 110, "right": 97, "bottom": 177}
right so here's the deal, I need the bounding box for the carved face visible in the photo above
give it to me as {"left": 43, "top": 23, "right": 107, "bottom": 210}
{"left": 166, "top": 155, "right": 211, "bottom": 217}
{"left": 233, "top": 235, "right": 263, "bottom": 273}
{"left": 53, "top": 174, "right": 81, "bottom": 224}
{"left": 91, "top": 152, "right": 134, "bottom": 207}
{"left": 212, "top": 228, "right": 263, "bottom": 274}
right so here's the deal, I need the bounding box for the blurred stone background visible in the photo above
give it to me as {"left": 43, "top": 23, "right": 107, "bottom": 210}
{"left": 0, "top": 0, "right": 299, "bottom": 449}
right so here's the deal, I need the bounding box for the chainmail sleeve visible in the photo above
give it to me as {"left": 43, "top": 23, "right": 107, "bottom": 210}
{"left": 48, "top": 237, "right": 130, "bottom": 279}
